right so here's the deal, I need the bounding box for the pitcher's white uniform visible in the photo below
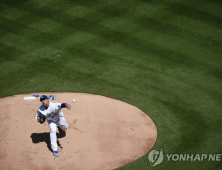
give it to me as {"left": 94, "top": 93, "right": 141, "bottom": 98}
{"left": 36, "top": 102, "right": 68, "bottom": 151}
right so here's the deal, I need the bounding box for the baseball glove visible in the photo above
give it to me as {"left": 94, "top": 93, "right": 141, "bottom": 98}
{"left": 38, "top": 114, "right": 46, "bottom": 124}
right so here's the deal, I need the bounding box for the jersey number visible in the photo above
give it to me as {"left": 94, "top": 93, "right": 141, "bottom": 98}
{"left": 51, "top": 113, "right": 57, "bottom": 118}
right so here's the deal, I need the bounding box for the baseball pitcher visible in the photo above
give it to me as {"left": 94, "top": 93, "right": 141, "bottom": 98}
{"left": 36, "top": 95, "right": 71, "bottom": 157}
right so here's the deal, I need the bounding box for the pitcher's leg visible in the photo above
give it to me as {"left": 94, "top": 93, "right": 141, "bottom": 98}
{"left": 58, "top": 119, "right": 68, "bottom": 132}
{"left": 48, "top": 121, "right": 58, "bottom": 151}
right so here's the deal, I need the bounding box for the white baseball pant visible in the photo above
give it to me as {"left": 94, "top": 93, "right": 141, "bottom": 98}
{"left": 48, "top": 119, "right": 68, "bottom": 151}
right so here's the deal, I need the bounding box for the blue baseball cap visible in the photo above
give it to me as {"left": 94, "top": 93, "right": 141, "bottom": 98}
{"left": 40, "top": 95, "right": 49, "bottom": 101}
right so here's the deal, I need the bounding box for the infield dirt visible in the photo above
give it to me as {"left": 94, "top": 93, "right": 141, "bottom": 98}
{"left": 0, "top": 92, "right": 157, "bottom": 170}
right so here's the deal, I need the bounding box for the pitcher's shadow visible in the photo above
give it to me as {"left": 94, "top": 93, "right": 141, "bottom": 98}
{"left": 31, "top": 127, "right": 66, "bottom": 152}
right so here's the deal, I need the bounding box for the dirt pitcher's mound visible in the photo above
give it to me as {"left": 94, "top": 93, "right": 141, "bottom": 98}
{"left": 0, "top": 93, "right": 157, "bottom": 170}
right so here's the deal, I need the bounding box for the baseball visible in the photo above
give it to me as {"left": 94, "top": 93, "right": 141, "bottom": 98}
{"left": 72, "top": 99, "right": 75, "bottom": 103}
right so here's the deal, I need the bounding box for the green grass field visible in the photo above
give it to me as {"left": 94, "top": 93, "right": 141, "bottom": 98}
{"left": 0, "top": 0, "right": 221, "bottom": 169}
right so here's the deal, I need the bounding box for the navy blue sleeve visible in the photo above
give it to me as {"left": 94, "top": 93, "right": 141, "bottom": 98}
{"left": 61, "top": 103, "right": 66, "bottom": 108}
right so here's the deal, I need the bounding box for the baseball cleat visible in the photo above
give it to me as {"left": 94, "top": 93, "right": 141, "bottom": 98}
{"left": 53, "top": 151, "right": 59, "bottom": 157}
